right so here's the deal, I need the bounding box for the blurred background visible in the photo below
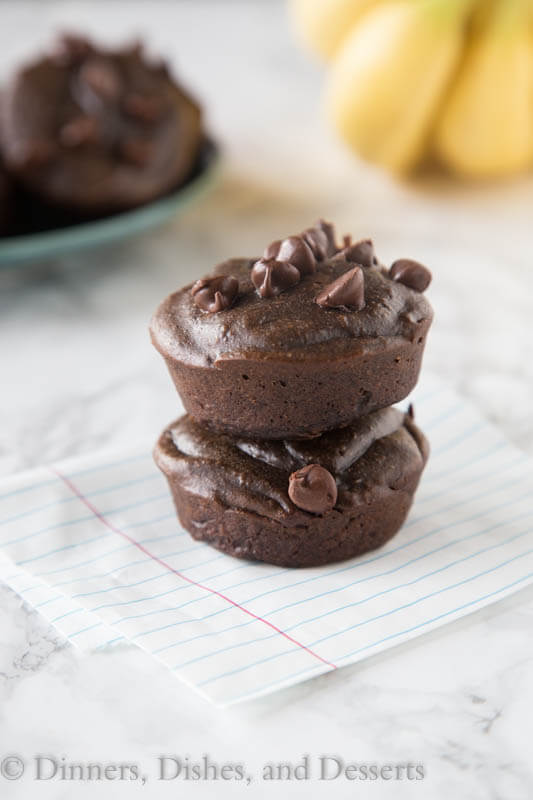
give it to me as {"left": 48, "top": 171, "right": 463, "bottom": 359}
{"left": 1, "top": 0, "right": 532, "bottom": 479}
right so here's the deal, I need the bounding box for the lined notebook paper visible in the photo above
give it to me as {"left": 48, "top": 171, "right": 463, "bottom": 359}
{"left": 1, "top": 375, "right": 532, "bottom": 706}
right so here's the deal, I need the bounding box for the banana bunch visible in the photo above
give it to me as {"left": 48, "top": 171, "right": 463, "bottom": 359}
{"left": 290, "top": 0, "right": 533, "bottom": 178}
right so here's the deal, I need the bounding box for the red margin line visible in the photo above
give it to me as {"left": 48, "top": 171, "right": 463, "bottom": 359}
{"left": 51, "top": 468, "right": 337, "bottom": 671}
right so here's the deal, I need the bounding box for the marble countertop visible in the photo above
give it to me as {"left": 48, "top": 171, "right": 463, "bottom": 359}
{"left": 1, "top": 2, "right": 533, "bottom": 798}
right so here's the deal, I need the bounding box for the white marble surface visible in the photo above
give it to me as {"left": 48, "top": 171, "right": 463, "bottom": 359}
{"left": 1, "top": 2, "right": 533, "bottom": 798}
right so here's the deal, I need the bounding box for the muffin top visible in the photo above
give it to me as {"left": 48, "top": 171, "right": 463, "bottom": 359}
{"left": 154, "top": 406, "right": 429, "bottom": 520}
{"left": 150, "top": 220, "right": 433, "bottom": 367}
{"left": 0, "top": 34, "right": 202, "bottom": 211}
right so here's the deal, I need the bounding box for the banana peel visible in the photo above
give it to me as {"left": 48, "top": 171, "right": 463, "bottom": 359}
{"left": 289, "top": 0, "right": 382, "bottom": 59}
{"left": 325, "top": 0, "right": 475, "bottom": 174}
{"left": 435, "top": 0, "right": 533, "bottom": 178}
{"left": 293, "top": 0, "right": 533, "bottom": 179}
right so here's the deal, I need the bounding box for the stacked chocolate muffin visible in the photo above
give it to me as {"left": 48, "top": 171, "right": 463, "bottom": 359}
{"left": 150, "top": 221, "right": 433, "bottom": 567}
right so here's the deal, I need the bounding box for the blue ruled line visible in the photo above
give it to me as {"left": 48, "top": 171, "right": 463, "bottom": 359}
{"left": 429, "top": 422, "right": 484, "bottom": 457}
{"left": 17, "top": 533, "right": 110, "bottom": 566}
{"left": 199, "top": 553, "right": 533, "bottom": 688}
{"left": 169, "top": 525, "right": 533, "bottom": 671}
{"left": 404, "top": 471, "right": 528, "bottom": 530}
{"left": 95, "top": 636, "right": 125, "bottom": 648}
{"left": 416, "top": 452, "right": 526, "bottom": 506}
{"left": 51, "top": 554, "right": 226, "bottom": 623}
{"left": 0, "top": 477, "right": 57, "bottom": 503}
{"left": 33, "top": 541, "right": 204, "bottom": 605}
{"left": 423, "top": 403, "right": 462, "bottom": 429}
{"left": 225, "top": 570, "right": 533, "bottom": 704}
{"left": 66, "top": 622, "right": 102, "bottom": 638}
{"left": 423, "top": 441, "right": 509, "bottom": 484}
{"left": 9, "top": 495, "right": 172, "bottom": 566}
{"left": 18, "top": 531, "right": 187, "bottom": 594}
{"left": 0, "top": 471, "right": 161, "bottom": 529}
{"left": 1, "top": 491, "right": 170, "bottom": 550}
{"left": 0, "top": 451, "right": 149, "bottom": 503}
{"left": 69, "top": 452, "right": 150, "bottom": 478}
{"left": 335, "top": 571, "right": 533, "bottom": 662}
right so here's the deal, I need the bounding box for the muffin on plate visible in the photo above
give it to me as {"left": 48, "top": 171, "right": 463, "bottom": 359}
{"left": 0, "top": 34, "right": 203, "bottom": 214}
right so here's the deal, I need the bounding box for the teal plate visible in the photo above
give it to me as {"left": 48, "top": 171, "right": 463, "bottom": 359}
{"left": 0, "top": 139, "right": 219, "bottom": 266}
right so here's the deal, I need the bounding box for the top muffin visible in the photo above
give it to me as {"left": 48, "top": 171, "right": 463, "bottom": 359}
{"left": 150, "top": 220, "right": 433, "bottom": 439}
{"left": 0, "top": 34, "right": 203, "bottom": 214}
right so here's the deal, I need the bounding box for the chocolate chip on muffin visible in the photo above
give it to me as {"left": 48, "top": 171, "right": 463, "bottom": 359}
{"left": 251, "top": 258, "right": 301, "bottom": 298}
{"left": 389, "top": 259, "right": 432, "bottom": 292}
{"left": 343, "top": 238, "right": 376, "bottom": 267}
{"left": 288, "top": 464, "right": 338, "bottom": 514}
{"left": 315, "top": 265, "right": 365, "bottom": 311}
{"left": 264, "top": 236, "right": 316, "bottom": 275}
{"left": 191, "top": 275, "right": 239, "bottom": 314}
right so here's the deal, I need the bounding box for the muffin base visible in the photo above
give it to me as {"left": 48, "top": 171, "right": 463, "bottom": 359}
{"left": 165, "top": 483, "right": 418, "bottom": 568}
{"left": 162, "top": 325, "right": 431, "bottom": 440}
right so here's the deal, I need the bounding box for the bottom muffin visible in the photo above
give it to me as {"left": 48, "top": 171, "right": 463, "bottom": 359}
{"left": 153, "top": 407, "right": 429, "bottom": 568}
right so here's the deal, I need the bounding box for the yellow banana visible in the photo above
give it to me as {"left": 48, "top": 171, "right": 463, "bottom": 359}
{"left": 435, "top": 0, "right": 533, "bottom": 178}
{"left": 325, "top": 0, "right": 475, "bottom": 174}
{"left": 289, "top": 0, "right": 381, "bottom": 59}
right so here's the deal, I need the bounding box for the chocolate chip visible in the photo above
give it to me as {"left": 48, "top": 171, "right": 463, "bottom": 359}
{"left": 389, "top": 259, "right": 432, "bottom": 292}
{"left": 318, "top": 219, "right": 338, "bottom": 254}
{"left": 315, "top": 266, "right": 365, "bottom": 311}
{"left": 59, "top": 115, "right": 99, "bottom": 147}
{"left": 251, "top": 258, "right": 300, "bottom": 298}
{"left": 302, "top": 225, "right": 328, "bottom": 260}
{"left": 302, "top": 229, "right": 326, "bottom": 260}
{"left": 264, "top": 236, "right": 316, "bottom": 276}
{"left": 79, "top": 58, "right": 123, "bottom": 100}
{"left": 263, "top": 241, "right": 280, "bottom": 260}
{"left": 119, "top": 138, "right": 153, "bottom": 166}
{"left": 288, "top": 464, "right": 337, "bottom": 514}
{"left": 191, "top": 275, "right": 239, "bottom": 313}
{"left": 302, "top": 219, "right": 338, "bottom": 261}
{"left": 344, "top": 238, "right": 375, "bottom": 268}
{"left": 123, "top": 92, "right": 163, "bottom": 123}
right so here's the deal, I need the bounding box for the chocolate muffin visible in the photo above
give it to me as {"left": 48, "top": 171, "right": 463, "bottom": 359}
{"left": 0, "top": 34, "right": 202, "bottom": 214}
{"left": 154, "top": 406, "right": 429, "bottom": 568}
{"left": 150, "top": 221, "right": 433, "bottom": 439}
